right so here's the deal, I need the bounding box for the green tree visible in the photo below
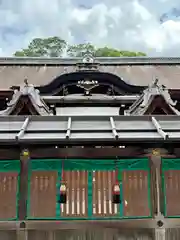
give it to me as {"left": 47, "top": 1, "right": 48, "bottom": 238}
{"left": 14, "top": 37, "right": 146, "bottom": 57}
{"left": 95, "top": 47, "right": 122, "bottom": 57}
{"left": 67, "top": 44, "right": 146, "bottom": 57}
{"left": 67, "top": 43, "right": 95, "bottom": 57}
{"left": 14, "top": 37, "right": 66, "bottom": 57}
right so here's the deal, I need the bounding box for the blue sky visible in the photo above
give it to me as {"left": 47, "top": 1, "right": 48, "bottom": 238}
{"left": 0, "top": 0, "right": 180, "bottom": 56}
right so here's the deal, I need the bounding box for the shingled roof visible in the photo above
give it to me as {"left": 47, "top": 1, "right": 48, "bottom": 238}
{"left": 0, "top": 57, "right": 180, "bottom": 89}
{"left": 125, "top": 79, "right": 180, "bottom": 115}
{"left": 0, "top": 80, "right": 51, "bottom": 115}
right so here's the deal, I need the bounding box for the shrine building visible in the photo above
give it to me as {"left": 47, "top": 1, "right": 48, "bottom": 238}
{"left": 0, "top": 54, "right": 179, "bottom": 240}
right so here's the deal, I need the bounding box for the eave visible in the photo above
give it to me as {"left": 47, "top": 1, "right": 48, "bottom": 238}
{"left": 0, "top": 115, "right": 179, "bottom": 145}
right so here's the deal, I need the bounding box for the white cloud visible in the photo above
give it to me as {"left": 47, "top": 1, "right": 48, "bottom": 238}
{"left": 0, "top": 0, "right": 180, "bottom": 56}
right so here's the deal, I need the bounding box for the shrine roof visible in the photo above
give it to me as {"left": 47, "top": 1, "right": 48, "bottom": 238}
{"left": 125, "top": 79, "right": 180, "bottom": 115}
{"left": 0, "top": 57, "right": 180, "bottom": 89}
{"left": 0, "top": 115, "right": 180, "bottom": 144}
{"left": 0, "top": 81, "right": 51, "bottom": 115}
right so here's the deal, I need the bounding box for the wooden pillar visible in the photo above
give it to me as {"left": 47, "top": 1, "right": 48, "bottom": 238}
{"left": 151, "top": 150, "right": 161, "bottom": 216}
{"left": 155, "top": 228, "right": 166, "bottom": 240}
{"left": 149, "top": 148, "right": 166, "bottom": 240}
{"left": 48, "top": 231, "right": 55, "bottom": 240}
{"left": 18, "top": 149, "right": 30, "bottom": 220}
{"left": 16, "top": 230, "right": 28, "bottom": 240}
{"left": 149, "top": 148, "right": 165, "bottom": 217}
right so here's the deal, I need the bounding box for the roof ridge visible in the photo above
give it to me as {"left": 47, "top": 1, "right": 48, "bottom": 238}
{"left": 0, "top": 56, "right": 179, "bottom": 66}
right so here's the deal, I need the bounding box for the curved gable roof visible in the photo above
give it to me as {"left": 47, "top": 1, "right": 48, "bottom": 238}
{"left": 126, "top": 79, "right": 180, "bottom": 115}
{"left": 37, "top": 71, "right": 144, "bottom": 95}
{"left": 0, "top": 82, "right": 51, "bottom": 115}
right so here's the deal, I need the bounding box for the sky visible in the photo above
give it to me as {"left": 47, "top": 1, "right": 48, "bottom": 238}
{"left": 0, "top": 0, "right": 180, "bottom": 56}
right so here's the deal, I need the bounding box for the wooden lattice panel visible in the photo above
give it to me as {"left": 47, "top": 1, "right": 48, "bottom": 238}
{"left": 122, "top": 170, "right": 150, "bottom": 217}
{"left": 0, "top": 172, "right": 18, "bottom": 219}
{"left": 92, "top": 170, "right": 119, "bottom": 216}
{"left": 164, "top": 170, "right": 180, "bottom": 216}
{"left": 29, "top": 171, "right": 57, "bottom": 218}
{"left": 60, "top": 171, "right": 88, "bottom": 217}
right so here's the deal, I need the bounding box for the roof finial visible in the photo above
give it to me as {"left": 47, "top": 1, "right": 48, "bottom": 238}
{"left": 81, "top": 49, "right": 95, "bottom": 64}
{"left": 24, "top": 78, "right": 28, "bottom": 86}
{"left": 141, "top": 78, "right": 177, "bottom": 107}
{"left": 153, "top": 77, "right": 159, "bottom": 86}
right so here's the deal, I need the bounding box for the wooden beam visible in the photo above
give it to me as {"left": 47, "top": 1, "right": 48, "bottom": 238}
{"left": 0, "top": 218, "right": 180, "bottom": 231}
{"left": 0, "top": 221, "right": 18, "bottom": 230}
{"left": 0, "top": 147, "right": 142, "bottom": 159}
{"left": 0, "top": 146, "right": 176, "bottom": 160}
{"left": 0, "top": 148, "right": 19, "bottom": 159}
{"left": 30, "top": 146, "right": 144, "bottom": 159}
{"left": 24, "top": 219, "right": 156, "bottom": 230}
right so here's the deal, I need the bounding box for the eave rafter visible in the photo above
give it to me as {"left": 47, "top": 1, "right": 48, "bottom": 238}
{"left": 15, "top": 117, "right": 30, "bottom": 140}
{"left": 110, "top": 117, "right": 118, "bottom": 140}
{"left": 66, "top": 117, "right": 72, "bottom": 139}
{"left": 151, "top": 116, "right": 168, "bottom": 140}
{"left": 0, "top": 115, "right": 179, "bottom": 145}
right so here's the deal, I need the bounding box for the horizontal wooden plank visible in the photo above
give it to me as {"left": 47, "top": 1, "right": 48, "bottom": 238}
{"left": 24, "top": 219, "right": 156, "bottom": 230}
{"left": 0, "top": 219, "right": 156, "bottom": 230}
{"left": 30, "top": 147, "right": 143, "bottom": 158}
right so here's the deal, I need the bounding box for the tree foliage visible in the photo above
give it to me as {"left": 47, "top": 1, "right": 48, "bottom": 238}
{"left": 67, "top": 43, "right": 95, "bottom": 57}
{"left": 14, "top": 37, "right": 66, "bottom": 57}
{"left": 14, "top": 37, "right": 146, "bottom": 57}
{"left": 94, "top": 47, "right": 146, "bottom": 57}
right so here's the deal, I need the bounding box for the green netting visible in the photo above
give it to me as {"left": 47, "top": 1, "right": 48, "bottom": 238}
{"left": 0, "top": 160, "right": 20, "bottom": 172}
{"left": 162, "top": 158, "right": 180, "bottom": 170}
{"left": 30, "top": 159, "right": 60, "bottom": 170}
{"left": 30, "top": 158, "right": 149, "bottom": 171}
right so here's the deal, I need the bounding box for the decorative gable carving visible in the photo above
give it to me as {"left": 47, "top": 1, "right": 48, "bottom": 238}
{"left": 77, "top": 79, "right": 99, "bottom": 95}
{"left": 125, "top": 78, "right": 180, "bottom": 115}
{"left": 76, "top": 51, "right": 100, "bottom": 71}
{"left": 82, "top": 52, "right": 94, "bottom": 64}
{"left": 0, "top": 79, "right": 51, "bottom": 115}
